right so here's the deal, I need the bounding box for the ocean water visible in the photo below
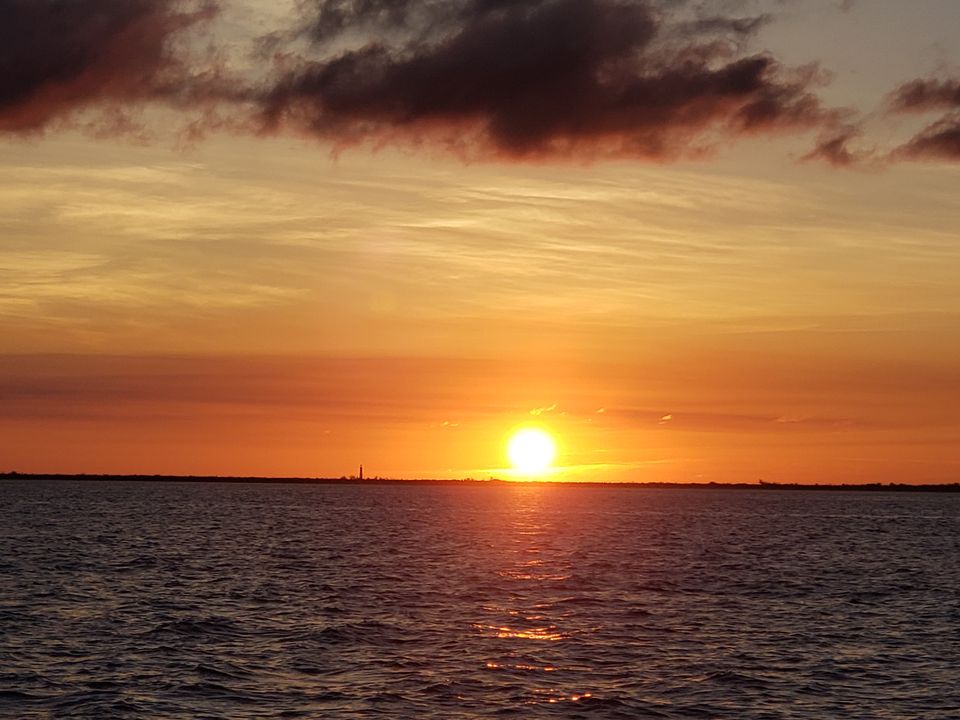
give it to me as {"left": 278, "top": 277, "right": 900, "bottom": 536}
{"left": 1, "top": 480, "right": 958, "bottom": 719}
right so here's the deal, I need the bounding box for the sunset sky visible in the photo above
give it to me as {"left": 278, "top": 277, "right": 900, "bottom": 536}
{"left": 2, "top": 0, "right": 959, "bottom": 482}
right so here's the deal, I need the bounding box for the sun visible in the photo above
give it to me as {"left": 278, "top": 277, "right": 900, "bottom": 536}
{"left": 507, "top": 427, "right": 557, "bottom": 475}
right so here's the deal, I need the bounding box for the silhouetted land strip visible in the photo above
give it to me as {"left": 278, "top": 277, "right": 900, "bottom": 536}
{"left": 2, "top": 472, "right": 959, "bottom": 492}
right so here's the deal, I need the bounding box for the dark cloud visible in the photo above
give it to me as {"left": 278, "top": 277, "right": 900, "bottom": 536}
{"left": 803, "top": 124, "right": 872, "bottom": 167}
{"left": 887, "top": 77, "right": 960, "bottom": 161}
{"left": 258, "top": 0, "right": 841, "bottom": 160}
{"left": 0, "top": 0, "right": 216, "bottom": 133}
{"left": 0, "top": 0, "right": 855, "bottom": 163}
{"left": 889, "top": 78, "right": 960, "bottom": 112}
{"left": 895, "top": 116, "right": 960, "bottom": 161}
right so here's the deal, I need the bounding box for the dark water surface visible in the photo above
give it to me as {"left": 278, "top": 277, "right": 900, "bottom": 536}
{"left": 1, "top": 481, "right": 958, "bottom": 719}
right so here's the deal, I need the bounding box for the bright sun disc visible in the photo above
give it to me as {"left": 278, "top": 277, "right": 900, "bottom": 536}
{"left": 507, "top": 428, "right": 556, "bottom": 475}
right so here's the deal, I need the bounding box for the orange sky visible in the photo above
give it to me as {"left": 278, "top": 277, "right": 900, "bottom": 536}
{"left": 2, "top": 1, "right": 959, "bottom": 482}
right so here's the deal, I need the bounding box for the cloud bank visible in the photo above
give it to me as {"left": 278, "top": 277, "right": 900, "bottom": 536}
{"left": 259, "top": 0, "right": 840, "bottom": 160}
{"left": 1, "top": 0, "right": 958, "bottom": 165}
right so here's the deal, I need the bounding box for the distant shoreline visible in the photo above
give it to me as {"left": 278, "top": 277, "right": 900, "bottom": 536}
{"left": 1, "top": 473, "right": 958, "bottom": 492}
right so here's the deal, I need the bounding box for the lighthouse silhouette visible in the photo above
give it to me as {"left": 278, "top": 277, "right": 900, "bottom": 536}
{"left": 359, "top": 464, "right": 363, "bottom": 481}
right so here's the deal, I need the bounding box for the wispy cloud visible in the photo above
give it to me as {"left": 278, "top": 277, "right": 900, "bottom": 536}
{"left": 529, "top": 403, "right": 558, "bottom": 416}
{"left": 590, "top": 407, "right": 862, "bottom": 432}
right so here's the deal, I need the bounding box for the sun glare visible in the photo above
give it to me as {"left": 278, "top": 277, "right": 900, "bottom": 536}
{"left": 507, "top": 428, "right": 556, "bottom": 475}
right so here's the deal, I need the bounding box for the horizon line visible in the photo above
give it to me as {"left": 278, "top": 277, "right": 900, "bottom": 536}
{"left": 2, "top": 472, "right": 958, "bottom": 492}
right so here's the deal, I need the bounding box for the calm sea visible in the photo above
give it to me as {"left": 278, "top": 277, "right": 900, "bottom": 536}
{"left": 1, "top": 480, "right": 958, "bottom": 719}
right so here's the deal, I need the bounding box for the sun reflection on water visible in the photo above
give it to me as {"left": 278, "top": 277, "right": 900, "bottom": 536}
{"left": 474, "top": 623, "right": 566, "bottom": 641}
{"left": 473, "top": 484, "right": 597, "bottom": 706}
{"left": 485, "top": 662, "right": 558, "bottom": 672}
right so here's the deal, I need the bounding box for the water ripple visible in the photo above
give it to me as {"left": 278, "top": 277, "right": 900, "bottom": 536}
{"left": 0, "top": 480, "right": 958, "bottom": 718}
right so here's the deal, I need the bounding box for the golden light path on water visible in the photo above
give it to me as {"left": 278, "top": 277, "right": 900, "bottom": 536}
{"left": 471, "top": 483, "right": 597, "bottom": 708}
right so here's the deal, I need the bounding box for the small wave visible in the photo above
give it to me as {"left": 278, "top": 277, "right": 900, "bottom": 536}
{"left": 191, "top": 661, "right": 253, "bottom": 681}
{"left": 303, "top": 620, "right": 409, "bottom": 646}
{"left": 0, "top": 689, "right": 48, "bottom": 703}
{"left": 142, "top": 615, "right": 246, "bottom": 638}
{"left": 699, "top": 670, "right": 771, "bottom": 689}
